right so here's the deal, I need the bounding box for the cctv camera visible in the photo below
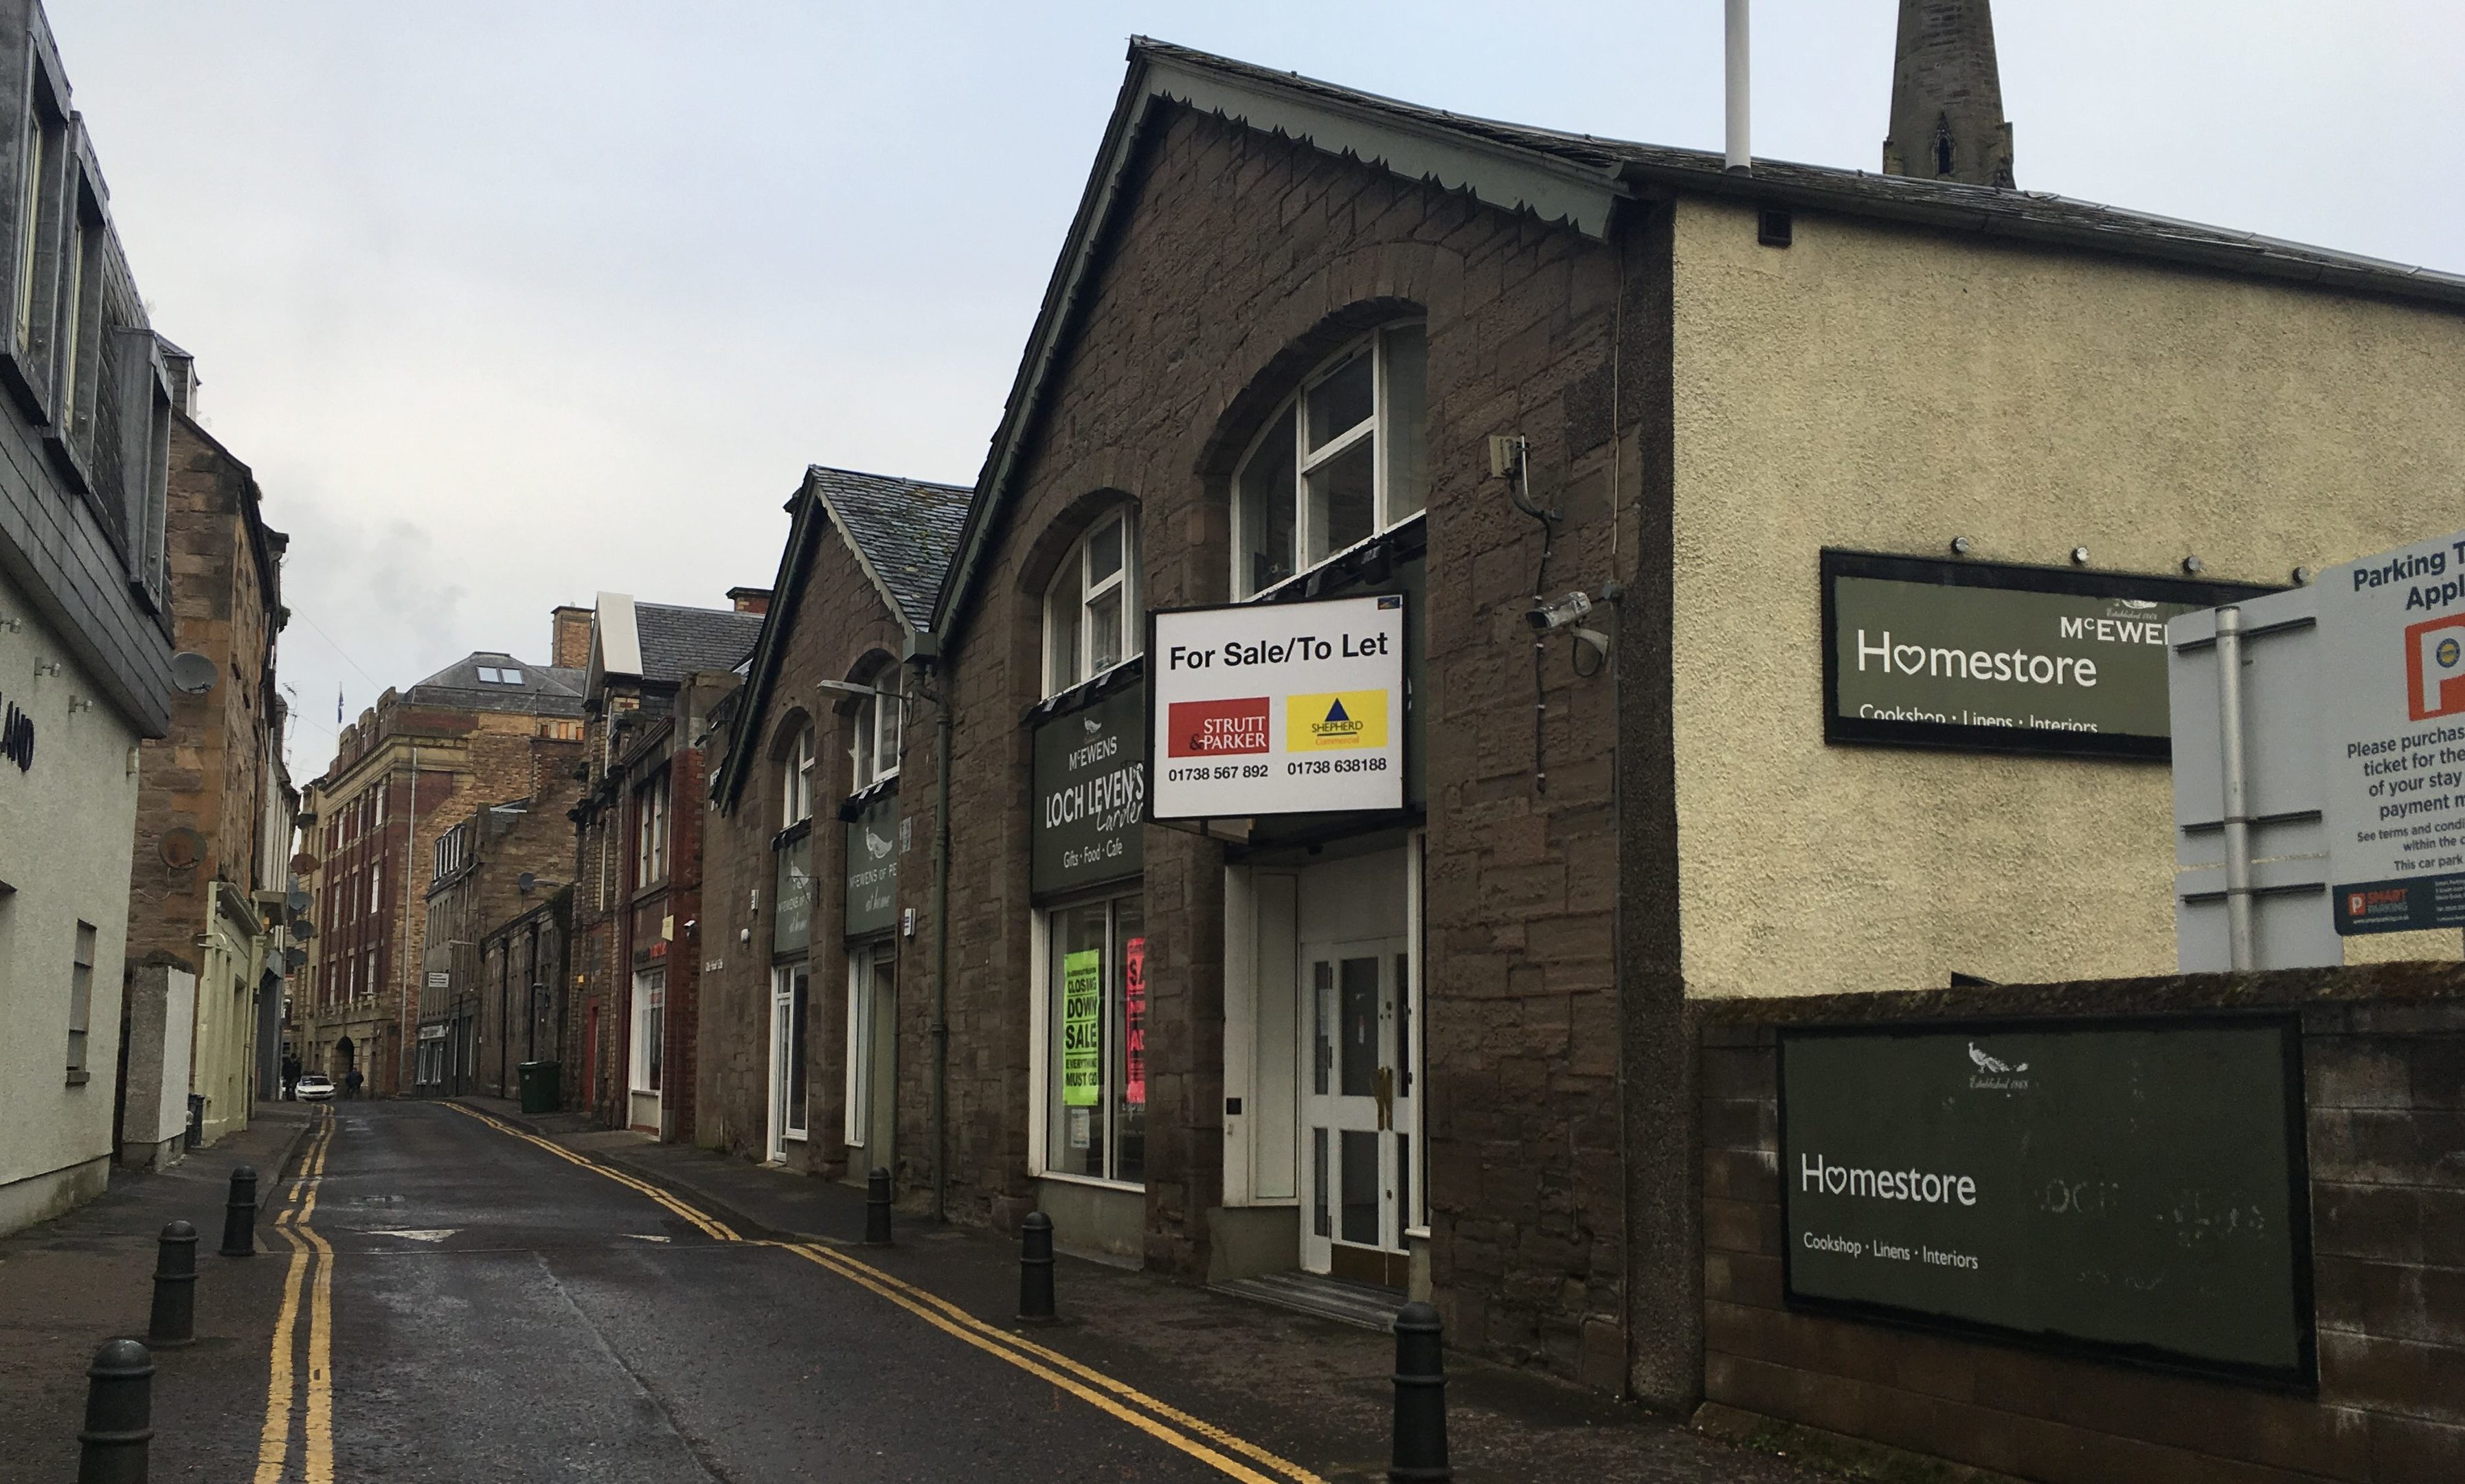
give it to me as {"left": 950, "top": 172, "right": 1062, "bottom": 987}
{"left": 1526, "top": 591, "right": 1595, "bottom": 633}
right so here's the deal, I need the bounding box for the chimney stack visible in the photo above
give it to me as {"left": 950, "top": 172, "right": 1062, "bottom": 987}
{"left": 550, "top": 605, "right": 593, "bottom": 669}
{"left": 727, "top": 587, "right": 773, "bottom": 616}
{"left": 1882, "top": 0, "right": 2016, "bottom": 188}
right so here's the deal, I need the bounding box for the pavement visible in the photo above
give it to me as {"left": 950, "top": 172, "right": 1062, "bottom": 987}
{"left": 0, "top": 1100, "right": 315, "bottom": 1484}
{"left": 1, "top": 1096, "right": 1837, "bottom": 1483}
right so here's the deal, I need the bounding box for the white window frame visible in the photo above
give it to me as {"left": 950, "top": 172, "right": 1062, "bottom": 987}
{"left": 1232, "top": 323, "right": 1428, "bottom": 599}
{"left": 844, "top": 941, "right": 893, "bottom": 1147}
{"left": 1041, "top": 508, "right": 1140, "bottom": 699}
{"left": 783, "top": 723, "right": 815, "bottom": 827}
{"left": 635, "top": 769, "right": 671, "bottom": 887}
{"left": 850, "top": 678, "right": 901, "bottom": 792}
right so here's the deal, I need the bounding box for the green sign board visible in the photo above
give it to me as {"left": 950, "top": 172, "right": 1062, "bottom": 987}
{"left": 1059, "top": 948, "right": 1102, "bottom": 1108}
{"left": 1779, "top": 1018, "right": 2312, "bottom": 1385}
{"left": 772, "top": 831, "right": 811, "bottom": 957}
{"left": 1822, "top": 550, "right": 2274, "bottom": 760}
{"left": 1032, "top": 682, "right": 1145, "bottom": 897}
{"left": 844, "top": 791, "right": 902, "bottom": 939}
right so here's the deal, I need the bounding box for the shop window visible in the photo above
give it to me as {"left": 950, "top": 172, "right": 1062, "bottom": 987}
{"left": 783, "top": 721, "right": 815, "bottom": 826}
{"left": 1044, "top": 893, "right": 1145, "bottom": 1184}
{"left": 1043, "top": 508, "right": 1140, "bottom": 697}
{"left": 846, "top": 940, "right": 894, "bottom": 1147}
{"left": 849, "top": 677, "right": 900, "bottom": 791}
{"left": 633, "top": 969, "right": 665, "bottom": 1094}
{"left": 65, "top": 919, "right": 94, "bottom": 1080}
{"left": 1233, "top": 323, "right": 1427, "bottom": 598}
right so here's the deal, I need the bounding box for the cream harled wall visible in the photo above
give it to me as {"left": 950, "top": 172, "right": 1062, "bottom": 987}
{"left": 1667, "top": 196, "right": 2465, "bottom": 999}
{"left": 0, "top": 592, "right": 144, "bottom": 1234}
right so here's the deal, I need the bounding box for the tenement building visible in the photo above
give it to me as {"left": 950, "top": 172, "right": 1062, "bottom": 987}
{"left": 0, "top": 0, "right": 185, "bottom": 1234}
{"left": 412, "top": 762, "right": 579, "bottom": 1094}
{"left": 294, "top": 644, "right": 583, "bottom": 1093}
{"left": 567, "top": 590, "right": 761, "bottom": 1136}
{"left": 699, "top": 466, "right": 969, "bottom": 1181}
{"left": 122, "top": 366, "right": 297, "bottom": 1158}
{"left": 754, "top": 32, "right": 2465, "bottom": 1438}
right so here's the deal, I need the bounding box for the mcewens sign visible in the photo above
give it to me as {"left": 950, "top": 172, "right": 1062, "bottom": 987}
{"left": 1822, "top": 550, "right": 2275, "bottom": 759}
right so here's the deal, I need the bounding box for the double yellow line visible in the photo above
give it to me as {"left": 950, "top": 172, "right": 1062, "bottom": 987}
{"left": 256, "top": 1107, "right": 337, "bottom": 1484}
{"left": 445, "top": 1102, "right": 1322, "bottom": 1484}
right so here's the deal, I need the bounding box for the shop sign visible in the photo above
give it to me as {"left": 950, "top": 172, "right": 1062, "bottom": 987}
{"left": 1059, "top": 948, "right": 1102, "bottom": 1108}
{"left": 845, "top": 791, "right": 904, "bottom": 938}
{"left": 0, "top": 686, "right": 32, "bottom": 772}
{"left": 1779, "top": 1018, "right": 2310, "bottom": 1385}
{"left": 1123, "top": 936, "right": 1146, "bottom": 1109}
{"left": 774, "top": 832, "right": 812, "bottom": 956}
{"left": 418, "top": 1024, "right": 448, "bottom": 1042}
{"left": 424, "top": 971, "right": 449, "bottom": 991}
{"left": 1150, "top": 594, "right": 1404, "bottom": 818}
{"left": 1031, "top": 683, "right": 1145, "bottom": 896}
{"left": 2315, "top": 529, "right": 2465, "bottom": 932}
{"left": 1823, "top": 550, "right": 2272, "bottom": 759}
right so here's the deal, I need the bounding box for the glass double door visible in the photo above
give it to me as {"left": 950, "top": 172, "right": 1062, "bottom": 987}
{"left": 1300, "top": 937, "right": 1413, "bottom": 1289}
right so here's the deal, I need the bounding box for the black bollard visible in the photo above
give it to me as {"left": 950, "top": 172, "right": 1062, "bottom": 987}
{"left": 1017, "top": 1211, "right": 1057, "bottom": 1324}
{"left": 864, "top": 1167, "right": 893, "bottom": 1246}
{"left": 148, "top": 1222, "right": 199, "bottom": 1347}
{"left": 1389, "top": 1301, "right": 1450, "bottom": 1483}
{"left": 76, "top": 1338, "right": 153, "bottom": 1484}
{"left": 218, "top": 1165, "right": 258, "bottom": 1257}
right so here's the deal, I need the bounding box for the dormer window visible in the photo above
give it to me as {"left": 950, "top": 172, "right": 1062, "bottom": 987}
{"left": 1235, "top": 324, "right": 1426, "bottom": 599}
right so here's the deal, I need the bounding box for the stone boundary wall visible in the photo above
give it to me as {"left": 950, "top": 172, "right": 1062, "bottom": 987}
{"left": 1699, "top": 963, "right": 2462, "bottom": 1483}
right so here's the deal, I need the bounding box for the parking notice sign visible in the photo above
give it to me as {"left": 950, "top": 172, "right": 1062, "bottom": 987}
{"left": 1150, "top": 594, "right": 1404, "bottom": 819}
{"left": 2317, "top": 529, "right": 2465, "bottom": 932}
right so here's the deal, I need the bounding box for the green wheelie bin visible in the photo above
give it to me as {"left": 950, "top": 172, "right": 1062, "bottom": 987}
{"left": 517, "top": 1060, "right": 561, "bottom": 1115}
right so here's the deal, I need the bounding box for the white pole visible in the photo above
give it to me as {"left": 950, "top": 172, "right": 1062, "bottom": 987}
{"left": 2215, "top": 608, "right": 2255, "bottom": 971}
{"left": 1724, "top": 0, "right": 1751, "bottom": 173}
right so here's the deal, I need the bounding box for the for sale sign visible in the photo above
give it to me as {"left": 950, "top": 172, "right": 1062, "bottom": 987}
{"left": 1150, "top": 594, "right": 1405, "bottom": 819}
{"left": 2317, "top": 529, "right": 2465, "bottom": 932}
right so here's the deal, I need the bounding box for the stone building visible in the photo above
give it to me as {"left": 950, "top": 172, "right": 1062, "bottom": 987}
{"left": 412, "top": 769, "right": 580, "bottom": 1096}
{"left": 122, "top": 376, "right": 295, "bottom": 1158}
{"left": 699, "top": 465, "right": 968, "bottom": 1179}
{"left": 473, "top": 886, "right": 572, "bottom": 1105}
{"left": 772, "top": 32, "right": 2465, "bottom": 1438}
{"left": 566, "top": 591, "right": 761, "bottom": 1136}
{"left": 293, "top": 644, "right": 583, "bottom": 1094}
{"left": 0, "top": 0, "right": 183, "bottom": 1235}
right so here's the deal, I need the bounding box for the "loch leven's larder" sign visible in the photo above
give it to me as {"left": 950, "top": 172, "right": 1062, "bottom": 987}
{"left": 1778, "top": 1018, "right": 2311, "bottom": 1384}
{"left": 1822, "top": 550, "right": 2275, "bottom": 759}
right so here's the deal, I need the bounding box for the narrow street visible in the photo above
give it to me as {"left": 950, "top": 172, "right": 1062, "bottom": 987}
{"left": 237, "top": 1103, "right": 1297, "bottom": 1483}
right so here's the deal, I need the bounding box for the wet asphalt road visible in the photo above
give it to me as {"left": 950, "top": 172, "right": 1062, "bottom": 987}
{"left": 241, "top": 1102, "right": 1242, "bottom": 1483}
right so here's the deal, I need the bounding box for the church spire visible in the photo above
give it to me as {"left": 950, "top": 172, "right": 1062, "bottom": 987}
{"left": 1882, "top": 0, "right": 2016, "bottom": 188}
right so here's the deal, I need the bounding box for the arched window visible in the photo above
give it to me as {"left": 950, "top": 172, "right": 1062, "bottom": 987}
{"left": 1044, "top": 507, "right": 1140, "bottom": 697}
{"left": 1233, "top": 322, "right": 1426, "bottom": 598}
{"left": 781, "top": 722, "right": 815, "bottom": 826}
{"left": 850, "top": 673, "right": 901, "bottom": 791}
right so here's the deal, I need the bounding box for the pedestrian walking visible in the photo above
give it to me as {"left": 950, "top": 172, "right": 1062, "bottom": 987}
{"left": 281, "top": 1055, "right": 302, "bottom": 1100}
{"left": 344, "top": 1068, "right": 363, "bottom": 1100}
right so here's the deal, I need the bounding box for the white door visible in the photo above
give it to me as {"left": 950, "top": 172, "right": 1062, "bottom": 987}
{"left": 767, "top": 963, "right": 809, "bottom": 1162}
{"left": 629, "top": 967, "right": 665, "bottom": 1132}
{"left": 1298, "top": 936, "right": 1414, "bottom": 1288}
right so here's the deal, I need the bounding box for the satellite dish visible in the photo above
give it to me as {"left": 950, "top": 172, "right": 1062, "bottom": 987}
{"left": 159, "top": 827, "right": 205, "bottom": 868}
{"left": 291, "top": 852, "right": 321, "bottom": 876}
{"left": 284, "top": 947, "right": 308, "bottom": 971}
{"left": 286, "top": 889, "right": 312, "bottom": 914}
{"left": 170, "top": 652, "right": 218, "bottom": 695}
{"left": 292, "top": 919, "right": 315, "bottom": 942}
{"left": 517, "top": 871, "right": 537, "bottom": 894}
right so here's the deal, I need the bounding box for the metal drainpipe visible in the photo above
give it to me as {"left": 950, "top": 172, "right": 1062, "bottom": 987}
{"left": 931, "top": 662, "right": 953, "bottom": 1224}
{"left": 2215, "top": 607, "right": 2255, "bottom": 971}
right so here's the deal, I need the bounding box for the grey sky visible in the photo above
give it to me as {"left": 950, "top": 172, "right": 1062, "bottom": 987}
{"left": 41, "top": 1, "right": 2464, "bottom": 776}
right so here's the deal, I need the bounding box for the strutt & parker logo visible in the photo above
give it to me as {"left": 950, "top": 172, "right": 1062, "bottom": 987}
{"left": 1167, "top": 697, "right": 1270, "bottom": 756}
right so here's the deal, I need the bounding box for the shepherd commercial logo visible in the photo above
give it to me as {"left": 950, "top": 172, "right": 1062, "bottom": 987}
{"left": 2407, "top": 613, "right": 2465, "bottom": 720}
{"left": 1287, "top": 690, "right": 1387, "bottom": 750}
{"left": 1168, "top": 697, "right": 1270, "bottom": 756}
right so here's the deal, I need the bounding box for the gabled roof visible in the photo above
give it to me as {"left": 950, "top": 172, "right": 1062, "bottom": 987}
{"left": 583, "top": 592, "right": 763, "bottom": 697}
{"left": 807, "top": 464, "right": 971, "bottom": 631}
{"left": 712, "top": 464, "right": 967, "bottom": 813}
{"left": 934, "top": 37, "right": 2465, "bottom": 635}
{"left": 404, "top": 651, "right": 584, "bottom": 717}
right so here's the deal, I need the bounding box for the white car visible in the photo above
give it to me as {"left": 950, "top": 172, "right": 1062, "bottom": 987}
{"left": 295, "top": 1072, "right": 335, "bottom": 1102}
